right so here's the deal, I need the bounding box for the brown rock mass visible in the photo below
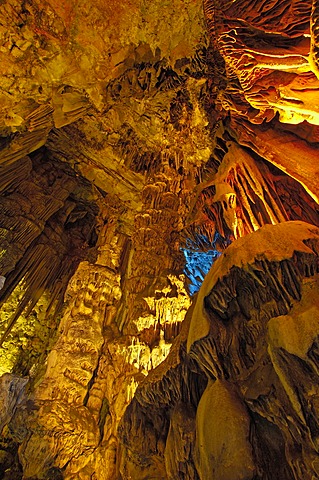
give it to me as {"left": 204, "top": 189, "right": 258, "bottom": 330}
{"left": 0, "top": 0, "right": 319, "bottom": 479}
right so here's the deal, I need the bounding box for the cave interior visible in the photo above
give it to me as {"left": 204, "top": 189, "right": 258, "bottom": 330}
{"left": 1, "top": 0, "right": 319, "bottom": 479}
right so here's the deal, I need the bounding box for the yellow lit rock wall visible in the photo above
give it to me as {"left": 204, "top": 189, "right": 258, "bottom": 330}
{"left": 1, "top": 0, "right": 319, "bottom": 478}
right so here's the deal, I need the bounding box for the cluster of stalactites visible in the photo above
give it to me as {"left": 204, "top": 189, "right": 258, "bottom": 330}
{"left": 192, "top": 137, "right": 319, "bottom": 247}
{"left": 0, "top": 148, "right": 99, "bottom": 351}
{"left": 213, "top": 142, "right": 287, "bottom": 239}
{"left": 203, "top": 0, "right": 319, "bottom": 125}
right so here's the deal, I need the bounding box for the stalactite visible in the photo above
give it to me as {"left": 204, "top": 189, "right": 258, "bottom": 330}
{"left": 203, "top": 0, "right": 319, "bottom": 125}
{"left": 231, "top": 117, "right": 319, "bottom": 203}
{"left": 1, "top": 0, "right": 319, "bottom": 478}
{"left": 119, "top": 222, "right": 319, "bottom": 479}
{"left": 0, "top": 130, "right": 50, "bottom": 166}
{"left": 0, "top": 149, "right": 99, "bottom": 377}
{"left": 0, "top": 232, "right": 77, "bottom": 347}
{"left": 25, "top": 104, "right": 54, "bottom": 132}
{"left": 0, "top": 156, "right": 32, "bottom": 193}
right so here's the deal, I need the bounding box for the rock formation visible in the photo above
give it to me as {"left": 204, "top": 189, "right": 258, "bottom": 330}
{"left": 0, "top": 0, "right": 319, "bottom": 479}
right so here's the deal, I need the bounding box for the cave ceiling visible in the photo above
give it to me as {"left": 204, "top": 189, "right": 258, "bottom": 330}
{"left": 0, "top": 0, "right": 319, "bottom": 479}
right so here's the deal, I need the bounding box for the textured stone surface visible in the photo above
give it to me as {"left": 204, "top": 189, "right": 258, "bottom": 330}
{"left": 0, "top": 0, "right": 319, "bottom": 479}
{"left": 120, "top": 221, "right": 319, "bottom": 478}
{"left": 195, "top": 380, "right": 255, "bottom": 480}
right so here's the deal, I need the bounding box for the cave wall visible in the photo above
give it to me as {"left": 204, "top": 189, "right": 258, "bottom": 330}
{"left": 0, "top": 0, "right": 319, "bottom": 479}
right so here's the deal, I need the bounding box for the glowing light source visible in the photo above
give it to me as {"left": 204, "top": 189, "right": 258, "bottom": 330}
{"left": 182, "top": 234, "right": 222, "bottom": 295}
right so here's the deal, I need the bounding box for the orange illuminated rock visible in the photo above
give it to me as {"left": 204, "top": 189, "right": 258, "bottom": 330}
{"left": 1, "top": 0, "right": 319, "bottom": 478}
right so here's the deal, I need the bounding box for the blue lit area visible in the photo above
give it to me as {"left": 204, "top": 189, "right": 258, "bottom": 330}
{"left": 182, "top": 234, "right": 222, "bottom": 296}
